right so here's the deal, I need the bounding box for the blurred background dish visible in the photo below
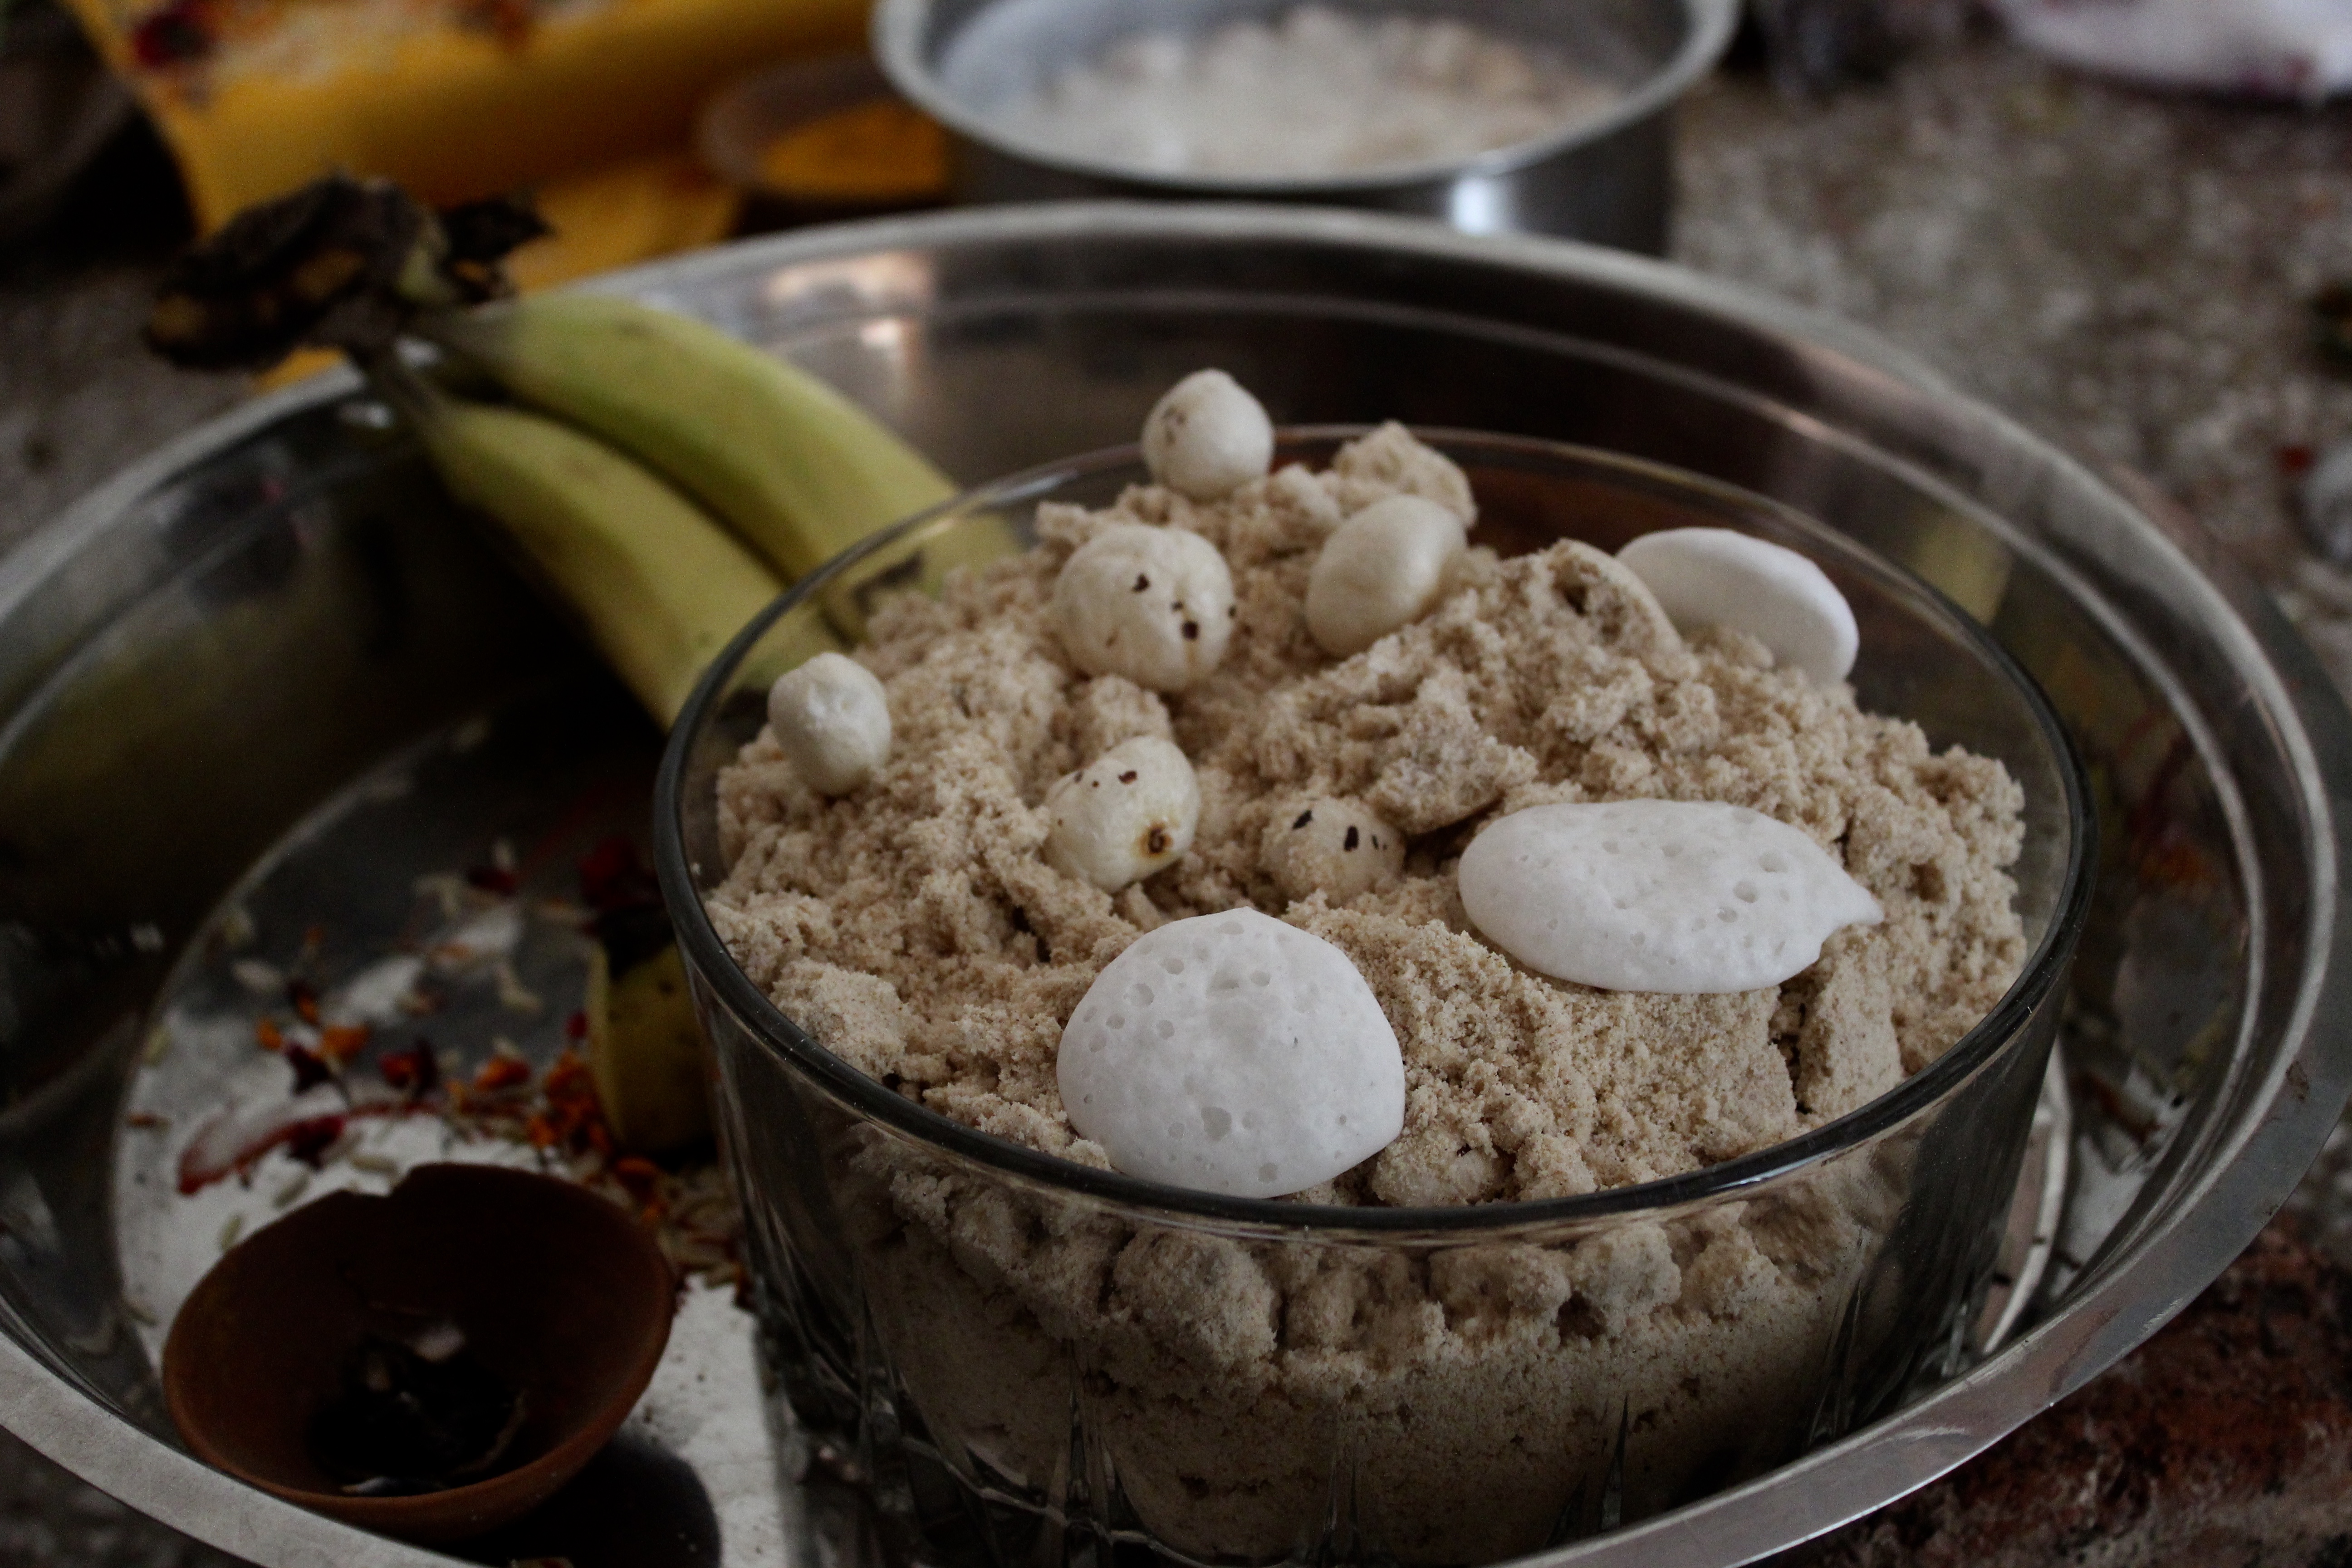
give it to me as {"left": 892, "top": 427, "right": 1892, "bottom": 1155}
{"left": 699, "top": 54, "right": 949, "bottom": 230}
{"left": 874, "top": 0, "right": 1739, "bottom": 248}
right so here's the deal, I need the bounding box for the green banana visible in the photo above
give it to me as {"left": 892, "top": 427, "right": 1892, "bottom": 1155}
{"left": 419, "top": 294, "right": 957, "bottom": 581}
{"left": 373, "top": 361, "right": 783, "bottom": 728}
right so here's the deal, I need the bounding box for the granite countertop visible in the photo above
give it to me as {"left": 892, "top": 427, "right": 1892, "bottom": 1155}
{"left": 1677, "top": 28, "right": 2352, "bottom": 679}
{"left": 3, "top": 19, "right": 2351, "bottom": 1568}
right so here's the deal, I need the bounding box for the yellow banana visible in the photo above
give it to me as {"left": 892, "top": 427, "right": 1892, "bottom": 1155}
{"left": 419, "top": 294, "right": 957, "bottom": 581}
{"left": 585, "top": 941, "right": 712, "bottom": 1154}
{"left": 376, "top": 364, "right": 782, "bottom": 728}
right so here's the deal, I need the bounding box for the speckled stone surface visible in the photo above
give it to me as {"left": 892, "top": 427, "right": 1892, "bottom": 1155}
{"left": 1675, "top": 29, "right": 2352, "bottom": 684}
{"left": 4, "top": 22, "right": 2352, "bottom": 1568}
{"left": 1810, "top": 1220, "right": 2352, "bottom": 1568}
{"left": 0, "top": 260, "right": 238, "bottom": 556}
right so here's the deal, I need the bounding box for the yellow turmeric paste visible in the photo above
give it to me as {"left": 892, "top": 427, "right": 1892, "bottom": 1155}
{"left": 755, "top": 97, "right": 948, "bottom": 204}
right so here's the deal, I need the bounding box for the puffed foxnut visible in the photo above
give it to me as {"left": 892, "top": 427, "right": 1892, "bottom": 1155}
{"left": 768, "top": 652, "right": 892, "bottom": 795}
{"left": 1617, "top": 529, "right": 1857, "bottom": 685}
{"left": 1052, "top": 523, "right": 1236, "bottom": 692}
{"left": 1260, "top": 796, "right": 1405, "bottom": 904}
{"left": 1044, "top": 736, "right": 1201, "bottom": 893}
{"left": 1304, "top": 495, "right": 1467, "bottom": 657}
{"left": 1141, "top": 370, "right": 1275, "bottom": 500}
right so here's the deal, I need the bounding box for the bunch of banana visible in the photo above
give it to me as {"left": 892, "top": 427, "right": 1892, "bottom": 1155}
{"left": 416, "top": 290, "right": 1015, "bottom": 642}
{"left": 146, "top": 175, "right": 985, "bottom": 1153}
{"left": 367, "top": 355, "right": 783, "bottom": 728}
{"left": 145, "top": 175, "right": 963, "bottom": 720}
{"left": 419, "top": 294, "right": 953, "bottom": 581}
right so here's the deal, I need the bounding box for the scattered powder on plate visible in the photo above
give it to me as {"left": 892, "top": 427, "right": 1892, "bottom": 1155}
{"left": 704, "top": 425, "right": 2030, "bottom": 1561}
{"left": 989, "top": 6, "right": 1624, "bottom": 178}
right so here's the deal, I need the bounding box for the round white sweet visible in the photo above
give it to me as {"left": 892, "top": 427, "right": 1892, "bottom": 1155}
{"left": 1458, "top": 800, "right": 1884, "bottom": 994}
{"left": 1058, "top": 910, "right": 1404, "bottom": 1198}
{"left": 1044, "top": 736, "right": 1202, "bottom": 893}
{"left": 1304, "top": 495, "right": 1467, "bottom": 657}
{"left": 1052, "top": 523, "right": 1236, "bottom": 692}
{"left": 1616, "top": 528, "right": 1858, "bottom": 685}
{"left": 766, "top": 652, "right": 892, "bottom": 795}
{"left": 1141, "top": 369, "right": 1275, "bottom": 500}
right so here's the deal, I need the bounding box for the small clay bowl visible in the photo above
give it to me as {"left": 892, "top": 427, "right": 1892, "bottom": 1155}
{"left": 162, "top": 1163, "right": 674, "bottom": 1544}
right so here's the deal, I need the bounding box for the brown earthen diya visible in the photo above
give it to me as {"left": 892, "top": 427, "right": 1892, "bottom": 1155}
{"left": 161, "top": 1162, "right": 674, "bottom": 1544}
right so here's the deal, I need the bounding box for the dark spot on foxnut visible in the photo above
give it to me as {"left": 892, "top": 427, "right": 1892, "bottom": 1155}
{"left": 1182, "top": 621, "right": 1200, "bottom": 640}
{"left": 1292, "top": 809, "right": 1314, "bottom": 830}
{"left": 1344, "top": 826, "right": 1360, "bottom": 851}
{"left": 1133, "top": 573, "right": 1150, "bottom": 591}
{"left": 1119, "top": 770, "right": 1139, "bottom": 784}
{"left": 1146, "top": 827, "right": 1171, "bottom": 855}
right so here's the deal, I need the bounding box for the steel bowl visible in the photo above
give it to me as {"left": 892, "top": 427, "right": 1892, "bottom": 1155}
{"left": 871, "top": 0, "right": 1739, "bottom": 248}
{"left": 0, "top": 204, "right": 2346, "bottom": 1568}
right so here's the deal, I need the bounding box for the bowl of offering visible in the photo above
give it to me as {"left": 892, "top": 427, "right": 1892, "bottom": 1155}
{"left": 657, "top": 414, "right": 2093, "bottom": 1564}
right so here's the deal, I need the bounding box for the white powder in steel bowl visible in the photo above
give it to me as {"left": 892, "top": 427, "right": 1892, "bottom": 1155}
{"left": 991, "top": 5, "right": 1624, "bottom": 178}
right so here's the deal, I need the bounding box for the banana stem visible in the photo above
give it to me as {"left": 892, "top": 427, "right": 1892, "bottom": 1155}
{"left": 145, "top": 177, "right": 540, "bottom": 372}
{"left": 356, "top": 349, "right": 444, "bottom": 427}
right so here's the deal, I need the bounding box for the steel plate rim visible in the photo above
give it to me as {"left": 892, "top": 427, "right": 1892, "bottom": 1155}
{"left": 577, "top": 200, "right": 1986, "bottom": 407}
{"left": 0, "top": 362, "right": 364, "bottom": 632}
{"left": 0, "top": 1327, "right": 453, "bottom": 1568}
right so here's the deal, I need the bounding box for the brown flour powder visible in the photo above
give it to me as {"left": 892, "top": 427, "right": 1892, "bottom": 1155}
{"left": 709, "top": 425, "right": 2024, "bottom": 1199}
{"left": 705, "top": 427, "right": 2030, "bottom": 1563}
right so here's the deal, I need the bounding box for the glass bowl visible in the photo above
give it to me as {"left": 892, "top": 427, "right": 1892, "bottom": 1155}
{"left": 655, "top": 431, "right": 2093, "bottom": 1567}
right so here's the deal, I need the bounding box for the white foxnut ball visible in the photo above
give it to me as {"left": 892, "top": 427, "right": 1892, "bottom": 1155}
{"left": 1141, "top": 369, "right": 1274, "bottom": 500}
{"left": 1617, "top": 529, "right": 1858, "bottom": 685}
{"left": 1052, "top": 523, "right": 1236, "bottom": 692}
{"left": 1260, "top": 797, "right": 1404, "bottom": 904}
{"left": 1304, "top": 495, "right": 1467, "bottom": 657}
{"left": 766, "top": 652, "right": 891, "bottom": 795}
{"left": 1044, "top": 736, "right": 1201, "bottom": 893}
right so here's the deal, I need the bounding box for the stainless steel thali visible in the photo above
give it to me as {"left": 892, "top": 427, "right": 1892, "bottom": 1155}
{"left": 0, "top": 204, "right": 2347, "bottom": 1568}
